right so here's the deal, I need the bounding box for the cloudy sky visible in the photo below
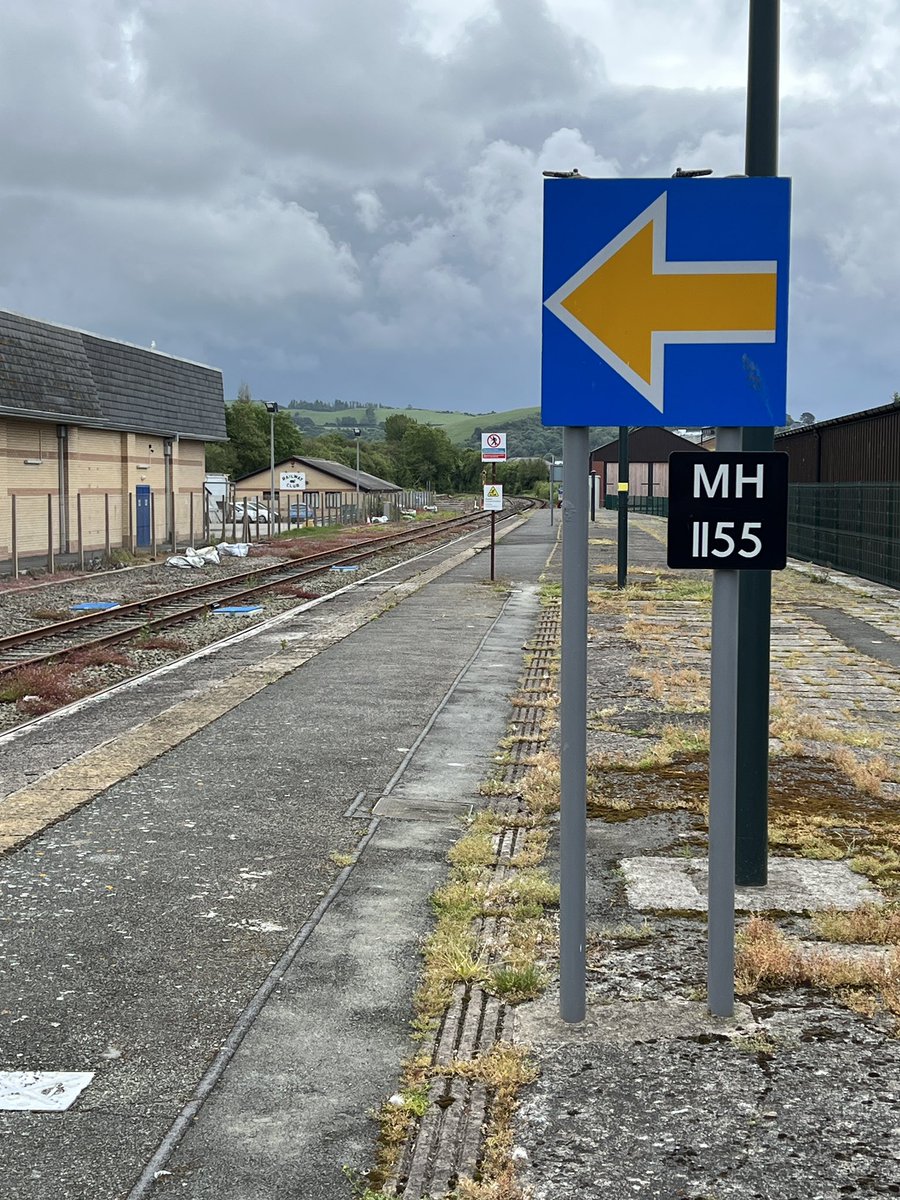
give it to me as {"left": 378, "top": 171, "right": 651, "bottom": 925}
{"left": 1, "top": 0, "right": 898, "bottom": 421}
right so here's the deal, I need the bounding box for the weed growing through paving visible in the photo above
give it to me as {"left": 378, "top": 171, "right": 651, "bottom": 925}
{"left": 367, "top": 621, "right": 561, "bottom": 1197}
{"left": 596, "top": 921, "right": 654, "bottom": 944}
{"left": 441, "top": 1044, "right": 539, "bottom": 1199}
{"left": 812, "top": 904, "right": 900, "bottom": 946}
{"left": 735, "top": 916, "right": 900, "bottom": 1024}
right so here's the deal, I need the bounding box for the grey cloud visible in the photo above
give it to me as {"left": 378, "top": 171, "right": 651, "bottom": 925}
{"left": 0, "top": 0, "right": 897, "bottom": 417}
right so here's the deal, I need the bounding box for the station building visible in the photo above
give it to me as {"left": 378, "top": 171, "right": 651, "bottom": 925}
{"left": 234, "top": 455, "right": 402, "bottom": 521}
{"left": 0, "top": 310, "right": 225, "bottom": 569}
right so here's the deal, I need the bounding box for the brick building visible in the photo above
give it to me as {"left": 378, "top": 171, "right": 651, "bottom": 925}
{"left": 0, "top": 310, "right": 225, "bottom": 568}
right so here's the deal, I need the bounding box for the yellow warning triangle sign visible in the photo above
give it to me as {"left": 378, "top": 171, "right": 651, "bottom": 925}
{"left": 487, "top": 486, "right": 500, "bottom": 497}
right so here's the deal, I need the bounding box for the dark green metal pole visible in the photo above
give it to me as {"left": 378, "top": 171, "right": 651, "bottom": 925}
{"left": 617, "top": 426, "right": 629, "bottom": 588}
{"left": 736, "top": 0, "right": 780, "bottom": 887}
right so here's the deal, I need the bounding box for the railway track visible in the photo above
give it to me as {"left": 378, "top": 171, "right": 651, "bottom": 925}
{"left": 0, "top": 506, "right": 526, "bottom": 678}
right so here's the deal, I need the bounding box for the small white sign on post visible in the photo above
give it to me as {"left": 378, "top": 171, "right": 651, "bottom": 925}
{"left": 279, "top": 471, "right": 307, "bottom": 491}
{"left": 483, "top": 483, "right": 504, "bottom": 511}
{"left": 481, "top": 432, "right": 507, "bottom": 462}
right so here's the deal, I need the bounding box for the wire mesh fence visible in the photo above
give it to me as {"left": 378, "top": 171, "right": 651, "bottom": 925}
{"left": 604, "top": 495, "right": 669, "bottom": 516}
{"left": 787, "top": 483, "right": 900, "bottom": 589}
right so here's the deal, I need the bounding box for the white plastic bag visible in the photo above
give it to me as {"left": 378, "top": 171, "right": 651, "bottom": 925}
{"left": 217, "top": 542, "right": 250, "bottom": 557}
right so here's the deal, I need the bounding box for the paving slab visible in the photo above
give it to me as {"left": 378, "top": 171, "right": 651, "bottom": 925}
{"left": 622, "top": 856, "right": 883, "bottom": 913}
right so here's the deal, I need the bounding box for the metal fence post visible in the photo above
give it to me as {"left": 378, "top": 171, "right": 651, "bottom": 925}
{"left": 77, "top": 493, "right": 85, "bottom": 572}
{"left": 11, "top": 495, "right": 19, "bottom": 579}
{"left": 105, "top": 493, "right": 111, "bottom": 558}
{"left": 47, "top": 493, "right": 55, "bottom": 574}
{"left": 151, "top": 491, "right": 157, "bottom": 558}
{"left": 190, "top": 492, "right": 195, "bottom": 549}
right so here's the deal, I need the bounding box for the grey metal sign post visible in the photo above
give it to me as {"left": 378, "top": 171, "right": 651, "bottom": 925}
{"left": 559, "top": 425, "right": 588, "bottom": 1023}
{"left": 667, "top": 438, "right": 789, "bottom": 1016}
{"left": 707, "top": 427, "right": 741, "bottom": 1017}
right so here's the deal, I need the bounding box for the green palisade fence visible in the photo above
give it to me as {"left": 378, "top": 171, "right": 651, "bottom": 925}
{"left": 787, "top": 483, "right": 900, "bottom": 589}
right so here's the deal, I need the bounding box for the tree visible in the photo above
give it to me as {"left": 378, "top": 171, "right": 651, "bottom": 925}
{"left": 206, "top": 385, "right": 305, "bottom": 478}
{"left": 397, "top": 424, "right": 458, "bottom": 490}
{"left": 384, "top": 413, "right": 416, "bottom": 444}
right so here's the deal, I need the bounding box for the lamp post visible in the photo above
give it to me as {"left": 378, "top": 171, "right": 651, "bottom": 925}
{"left": 353, "top": 426, "right": 362, "bottom": 523}
{"left": 264, "top": 402, "right": 279, "bottom": 531}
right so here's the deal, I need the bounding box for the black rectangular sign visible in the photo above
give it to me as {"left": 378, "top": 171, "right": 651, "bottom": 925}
{"left": 667, "top": 452, "right": 789, "bottom": 570}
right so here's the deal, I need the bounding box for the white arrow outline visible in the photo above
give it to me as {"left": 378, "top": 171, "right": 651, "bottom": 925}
{"left": 544, "top": 193, "right": 778, "bottom": 411}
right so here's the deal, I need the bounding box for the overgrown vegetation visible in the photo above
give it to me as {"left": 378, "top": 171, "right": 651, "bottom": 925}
{"left": 736, "top": 916, "right": 900, "bottom": 1024}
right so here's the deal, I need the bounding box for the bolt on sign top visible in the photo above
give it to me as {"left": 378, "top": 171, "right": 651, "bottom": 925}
{"left": 541, "top": 178, "right": 791, "bottom": 428}
{"left": 481, "top": 432, "right": 507, "bottom": 462}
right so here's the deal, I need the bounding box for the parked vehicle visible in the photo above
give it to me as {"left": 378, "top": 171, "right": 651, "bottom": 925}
{"left": 289, "top": 502, "right": 313, "bottom": 521}
{"left": 232, "top": 501, "right": 275, "bottom": 523}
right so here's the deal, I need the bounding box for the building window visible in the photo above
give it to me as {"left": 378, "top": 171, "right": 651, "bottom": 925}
{"left": 325, "top": 491, "right": 341, "bottom": 506}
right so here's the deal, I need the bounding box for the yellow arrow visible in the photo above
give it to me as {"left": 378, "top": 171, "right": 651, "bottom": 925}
{"left": 545, "top": 193, "right": 778, "bottom": 411}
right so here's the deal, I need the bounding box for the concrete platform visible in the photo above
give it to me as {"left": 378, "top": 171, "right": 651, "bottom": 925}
{"left": 622, "top": 855, "right": 882, "bottom": 913}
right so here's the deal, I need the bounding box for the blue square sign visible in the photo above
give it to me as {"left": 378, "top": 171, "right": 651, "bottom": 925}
{"left": 541, "top": 177, "right": 791, "bottom": 428}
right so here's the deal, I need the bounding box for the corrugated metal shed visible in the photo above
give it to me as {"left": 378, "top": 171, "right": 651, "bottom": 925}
{"left": 775, "top": 402, "right": 900, "bottom": 483}
{"left": 0, "top": 309, "right": 225, "bottom": 441}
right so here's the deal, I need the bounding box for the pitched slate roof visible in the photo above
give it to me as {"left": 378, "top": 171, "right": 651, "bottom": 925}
{"left": 0, "top": 309, "right": 226, "bottom": 440}
{"left": 236, "top": 456, "right": 401, "bottom": 492}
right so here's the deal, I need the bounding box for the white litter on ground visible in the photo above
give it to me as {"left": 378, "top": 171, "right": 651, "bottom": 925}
{"left": 0, "top": 1071, "right": 94, "bottom": 1111}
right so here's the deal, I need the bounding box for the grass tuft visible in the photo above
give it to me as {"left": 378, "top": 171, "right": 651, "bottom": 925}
{"left": 812, "top": 904, "right": 900, "bottom": 946}
{"left": 736, "top": 916, "right": 900, "bottom": 1020}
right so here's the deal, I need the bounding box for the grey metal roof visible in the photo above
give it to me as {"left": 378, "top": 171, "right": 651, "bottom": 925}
{"left": 0, "top": 309, "right": 226, "bottom": 440}
{"left": 236, "top": 456, "right": 401, "bottom": 492}
{"left": 299, "top": 456, "right": 401, "bottom": 492}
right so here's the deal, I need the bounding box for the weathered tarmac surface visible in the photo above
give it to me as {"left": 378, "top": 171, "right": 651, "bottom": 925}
{"left": 4, "top": 506, "right": 900, "bottom": 1200}
{"left": 0, "top": 515, "right": 554, "bottom": 1199}
{"left": 516, "top": 512, "right": 900, "bottom": 1200}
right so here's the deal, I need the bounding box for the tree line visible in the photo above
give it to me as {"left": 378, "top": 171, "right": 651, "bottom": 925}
{"left": 205, "top": 387, "right": 550, "bottom": 495}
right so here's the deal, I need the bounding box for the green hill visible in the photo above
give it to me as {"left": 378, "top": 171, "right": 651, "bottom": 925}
{"left": 288, "top": 403, "right": 539, "bottom": 445}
